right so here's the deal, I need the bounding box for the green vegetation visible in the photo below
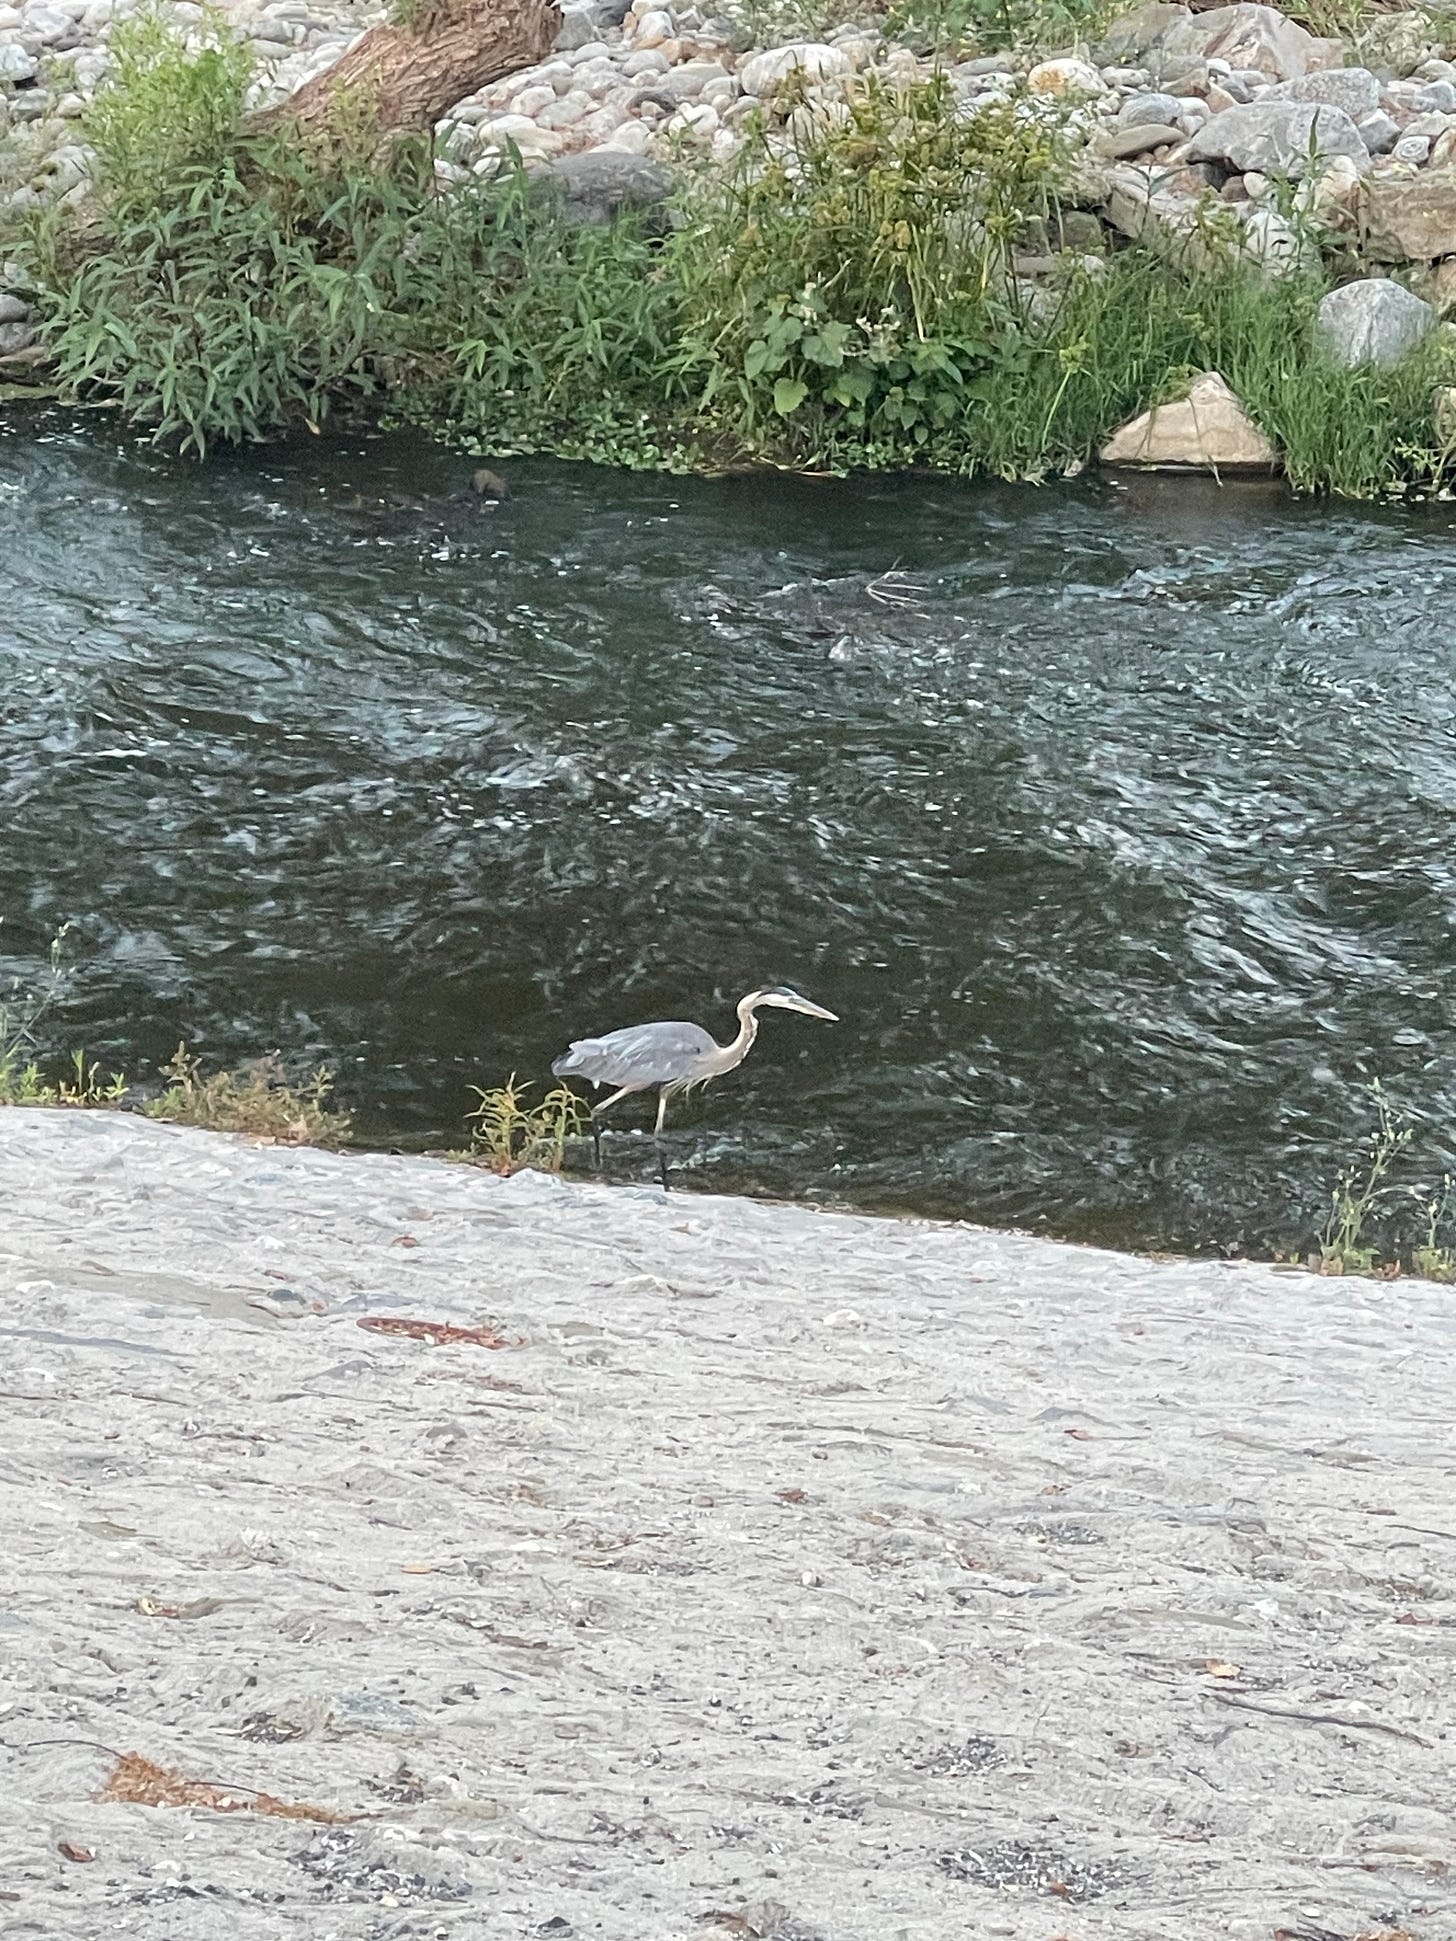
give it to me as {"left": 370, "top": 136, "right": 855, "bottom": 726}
{"left": 18, "top": 13, "right": 1456, "bottom": 494}
{"left": 1301, "top": 1081, "right": 1456, "bottom": 1283}
{"left": 461, "top": 1076, "right": 588, "bottom": 1176}
{"left": 143, "top": 1044, "right": 351, "bottom": 1144}
{"left": 0, "top": 925, "right": 125, "bottom": 1105}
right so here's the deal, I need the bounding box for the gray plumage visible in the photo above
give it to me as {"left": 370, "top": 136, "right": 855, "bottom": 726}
{"left": 552, "top": 985, "right": 838, "bottom": 1188}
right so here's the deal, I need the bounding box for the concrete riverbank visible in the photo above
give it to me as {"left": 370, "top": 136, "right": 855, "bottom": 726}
{"left": 0, "top": 1106, "right": 1451, "bottom": 1938}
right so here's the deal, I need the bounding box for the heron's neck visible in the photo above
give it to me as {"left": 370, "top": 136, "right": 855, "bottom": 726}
{"left": 719, "top": 997, "right": 762, "bottom": 1069}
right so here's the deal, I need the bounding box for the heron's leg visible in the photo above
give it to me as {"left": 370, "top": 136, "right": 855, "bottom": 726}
{"left": 654, "top": 1089, "right": 670, "bottom": 1192}
{"left": 590, "top": 1084, "right": 642, "bottom": 1173}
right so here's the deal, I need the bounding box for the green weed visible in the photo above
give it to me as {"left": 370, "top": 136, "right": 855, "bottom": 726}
{"left": 83, "top": 8, "right": 253, "bottom": 206}
{"left": 142, "top": 1044, "right": 350, "bottom": 1143}
{"left": 462, "top": 1075, "right": 588, "bottom": 1176}
{"left": 1408, "top": 1174, "right": 1456, "bottom": 1283}
{"left": 885, "top": 0, "right": 1111, "bottom": 54}
{"left": 1312, "top": 1081, "right": 1412, "bottom": 1275}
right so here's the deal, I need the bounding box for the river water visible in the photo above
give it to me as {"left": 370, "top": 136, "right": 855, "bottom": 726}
{"left": 3, "top": 408, "right": 1456, "bottom": 1255}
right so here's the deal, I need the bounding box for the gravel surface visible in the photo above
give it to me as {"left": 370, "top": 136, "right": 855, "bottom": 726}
{"left": 0, "top": 1106, "right": 1452, "bottom": 1939}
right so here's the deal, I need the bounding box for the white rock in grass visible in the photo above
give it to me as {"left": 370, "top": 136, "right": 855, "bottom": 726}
{"left": 1317, "top": 276, "right": 1434, "bottom": 366}
{"left": 1026, "top": 56, "right": 1104, "bottom": 96}
{"left": 632, "top": 7, "right": 672, "bottom": 46}
{"left": 512, "top": 83, "right": 555, "bottom": 116}
{"left": 597, "top": 116, "right": 653, "bottom": 151}
{"left": 738, "top": 41, "right": 851, "bottom": 96}
{"left": 667, "top": 99, "right": 717, "bottom": 137}
{"left": 1100, "top": 371, "right": 1277, "bottom": 471}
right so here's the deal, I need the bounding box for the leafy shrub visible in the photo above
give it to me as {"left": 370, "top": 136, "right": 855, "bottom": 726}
{"left": 463, "top": 1076, "right": 587, "bottom": 1175}
{"left": 84, "top": 9, "right": 253, "bottom": 204}
{"left": 671, "top": 75, "right": 1071, "bottom": 465}
{"left": 28, "top": 15, "right": 433, "bottom": 455}
{"left": 393, "top": 168, "right": 684, "bottom": 468}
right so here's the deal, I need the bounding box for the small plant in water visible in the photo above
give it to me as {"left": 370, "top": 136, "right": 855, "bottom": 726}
{"left": 1311, "top": 1079, "right": 1412, "bottom": 1275}
{"left": 464, "top": 1075, "right": 587, "bottom": 1176}
{"left": 143, "top": 1045, "right": 349, "bottom": 1144}
{"left": 0, "top": 926, "right": 126, "bottom": 1104}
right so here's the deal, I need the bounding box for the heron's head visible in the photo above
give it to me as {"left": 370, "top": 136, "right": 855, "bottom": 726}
{"left": 742, "top": 986, "right": 838, "bottom": 1023}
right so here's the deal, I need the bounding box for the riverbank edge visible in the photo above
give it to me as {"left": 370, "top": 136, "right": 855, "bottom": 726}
{"left": 12, "top": 0, "right": 1456, "bottom": 491}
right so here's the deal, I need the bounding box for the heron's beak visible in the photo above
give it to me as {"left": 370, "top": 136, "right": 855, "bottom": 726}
{"left": 792, "top": 999, "right": 838, "bottom": 1022}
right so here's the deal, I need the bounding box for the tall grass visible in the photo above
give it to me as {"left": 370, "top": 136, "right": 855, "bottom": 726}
{"left": 967, "top": 251, "right": 1456, "bottom": 493}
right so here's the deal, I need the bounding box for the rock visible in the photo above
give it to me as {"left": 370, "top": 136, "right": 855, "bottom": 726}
{"left": 1436, "top": 382, "right": 1456, "bottom": 439}
{"left": 1305, "top": 151, "right": 1362, "bottom": 220}
{"left": 1268, "top": 66, "right": 1381, "bottom": 118}
{"left": 1055, "top": 209, "right": 1106, "bottom": 251}
{"left": 1101, "top": 119, "right": 1185, "bottom": 158}
{"left": 1240, "top": 203, "right": 1302, "bottom": 270}
{"left": 0, "top": 44, "right": 37, "bottom": 81}
{"left": 1100, "top": 370, "right": 1277, "bottom": 470}
{"left": 19, "top": 5, "right": 77, "bottom": 45}
{"left": 1161, "top": 3, "right": 1323, "bottom": 82}
{"left": 668, "top": 98, "right": 718, "bottom": 136}
{"left": 1027, "top": 56, "right": 1104, "bottom": 96}
{"left": 0, "top": 292, "right": 27, "bottom": 322}
{"left": 738, "top": 41, "right": 851, "bottom": 95}
{"left": 555, "top": 4, "right": 601, "bottom": 51}
{"left": 1118, "top": 88, "right": 1181, "bottom": 125}
{"left": 1103, "top": 161, "right": 1299, "bottom": 275}
{"left": 1361, "top": 164, "right": 1456, "bottom": 260}
{"left": 631, "top": 6, "right": 671, "bottom": 46}
{"left": 655, "top": 58, "right": 732, "bottom": 101}
{"left": 0, "top": 319, "right": 34, "bottom": 354}
{"left": 1434, "top": 126, "right": 1456, "bottom": 167}
{"left": 598, "top": 116, "right": 653, "bottom": 152}
{"left": 1096, "top": 2, "right": 1191, "bottom": 66}
{"left": 530, "top": 149, "right": 674, "bottom": 225}
{"left": 1418, "top": 79, "right": 1456, "bottom": 113}
{"left": 535, "top": 91, "right": 589, "bottom": 128}
{"left": 1394, "top": 134, "right": 1431, "bottom": 165}
{"left": 512, "top": 83, "right": 555, "bottom": 116}
{"left": 1358, "top": 111, "right": 1401, "bottom": 155}
{"left": 1188, "top": 100, "right": 1369, "bottom": 175}
{"left": 1317, "top": 276, "right": 1434, "bottom": 365}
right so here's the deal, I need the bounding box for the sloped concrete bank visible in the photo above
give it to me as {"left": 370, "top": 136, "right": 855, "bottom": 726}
{"left": 0, "top": 1106, "right": 1451, "bottom": 1940}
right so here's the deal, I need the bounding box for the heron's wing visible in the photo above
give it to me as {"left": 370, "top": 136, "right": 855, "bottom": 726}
{"left": 552, "top": 1021, "right": 716, "bottom": 1088}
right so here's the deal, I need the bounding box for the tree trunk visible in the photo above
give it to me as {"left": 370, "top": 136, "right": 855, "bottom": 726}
{"left": 257, "top": 0, "right": 561, "bottom": 141}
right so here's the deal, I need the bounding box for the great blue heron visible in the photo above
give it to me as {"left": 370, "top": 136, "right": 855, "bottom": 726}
{"left": 551, "top": 986, "right": 838, "bottom": 1189}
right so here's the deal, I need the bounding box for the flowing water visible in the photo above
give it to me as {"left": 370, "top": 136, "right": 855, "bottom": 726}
{"left": 4, "top": 407, "right": 1456, "bottom": 1255}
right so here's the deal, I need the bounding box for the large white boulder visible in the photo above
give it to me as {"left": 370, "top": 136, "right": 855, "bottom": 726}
{"left": 1317, "top": 277, "right": 1435, "bottom": 366}
{"left": 738, "top": 42, "right": 853, "bottom": 97}
{"left": 1101, "top": 371, "right": 1278, "bottom": 471}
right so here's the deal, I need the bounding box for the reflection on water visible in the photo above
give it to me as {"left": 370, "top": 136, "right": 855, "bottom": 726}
{"left": 3, "top": 409, "right": 1456, "bottom": 1255}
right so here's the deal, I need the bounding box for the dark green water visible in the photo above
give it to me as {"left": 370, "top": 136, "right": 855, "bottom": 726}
{"left": 4, "top": 410, "right": 1456, "bottom": 1254}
